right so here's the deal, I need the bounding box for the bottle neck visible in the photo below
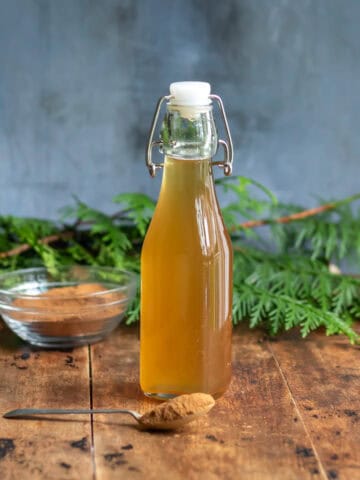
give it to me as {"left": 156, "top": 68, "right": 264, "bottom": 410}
{"left": 158, "top": 104, "right": 218, "bottom": 200}
{"left": 160, "top": 105, "right": 218, "bottom": 160}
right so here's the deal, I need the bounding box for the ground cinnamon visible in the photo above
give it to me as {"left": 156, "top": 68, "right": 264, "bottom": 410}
{"left": 12, "top": 283, "right": 125, "bottom": 337}
{"left": 139, "top": 393, "right": 216, "bottom": 429}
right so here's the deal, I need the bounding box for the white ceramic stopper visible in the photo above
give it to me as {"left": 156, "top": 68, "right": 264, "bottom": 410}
{"left": 169, "top": 81, "right": 211, "bottom": 106}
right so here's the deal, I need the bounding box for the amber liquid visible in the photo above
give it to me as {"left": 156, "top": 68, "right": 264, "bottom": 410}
{"left": 140, "top": 156, "right": 232, "bottom": 399}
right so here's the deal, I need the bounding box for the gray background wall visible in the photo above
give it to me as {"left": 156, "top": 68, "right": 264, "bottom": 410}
{"left": 0, "top": 0, "right": 359, "bottom": 219}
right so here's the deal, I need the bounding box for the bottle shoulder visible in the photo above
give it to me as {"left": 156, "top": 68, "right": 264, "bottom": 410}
{"left": 142, "top": 199, "right": 232, "bottom": 259}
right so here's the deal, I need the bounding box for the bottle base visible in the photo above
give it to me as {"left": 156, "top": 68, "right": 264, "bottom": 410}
{"left": 143, "top": 388, "right": 228, "bottom": 401}
{"left": 144, "top": 392, "right": 179, "bottom": 401}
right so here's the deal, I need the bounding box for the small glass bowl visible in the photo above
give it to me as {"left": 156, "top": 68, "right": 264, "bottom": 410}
{"left": 0, "top": 266, "right": 137, "bottom": 348}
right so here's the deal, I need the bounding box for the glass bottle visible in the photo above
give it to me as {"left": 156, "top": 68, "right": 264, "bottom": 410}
{"left": 140, "top": 82, "right": 233, "bottom": 400}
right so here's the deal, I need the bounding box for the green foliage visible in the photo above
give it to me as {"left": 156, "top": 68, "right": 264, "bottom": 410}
{"left": 0, "top": 178, "right": 359, "bottom": 343}
{"left": 232, "top": 247, "right": 360, "bottom": 342}
{"left": 219, "top": 176, "right": 360, "bottom": 264}
{"left": 113, "top": 193, "right": 155, "bottom": 237}
{"left": 0, "top": 216, "right": 56, "bottom": 247}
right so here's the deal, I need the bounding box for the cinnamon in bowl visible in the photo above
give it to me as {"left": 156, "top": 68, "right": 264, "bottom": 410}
{"left": 12, "top": 283, "right": 125, "bottom": 336}
{"left": 0, "top": 266, "right": 136, "bottom": 348}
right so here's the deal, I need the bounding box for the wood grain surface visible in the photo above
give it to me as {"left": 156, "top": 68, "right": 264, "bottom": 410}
{"left": 0, "top": 321, "right": 359, "bottom": 480}
{"left": 0, "top": 322, "right": 93, "bottom": 480}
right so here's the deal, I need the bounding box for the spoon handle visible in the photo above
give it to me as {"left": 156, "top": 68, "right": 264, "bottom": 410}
{"left": 3, "top": 408, "right": 142, "bottom": 420}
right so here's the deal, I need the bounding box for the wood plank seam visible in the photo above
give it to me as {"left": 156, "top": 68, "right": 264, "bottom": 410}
{"left": 88, "top": 344, "right": 97, "bottom": 480}
{"left": 267, "top": 341, "right": 328, "bottom": 480}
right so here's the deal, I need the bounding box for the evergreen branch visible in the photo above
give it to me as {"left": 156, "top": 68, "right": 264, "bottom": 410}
{"left": 0, "top": 208, "right": 130, "bottom": 259}
{"left": 232, "top": 244, "right": 360, "bottom": 342}
{"left": 235, "top": 283, "right": 359, "bottom": 344}
{"left": 0, "top": 180, "right": 359, "bottom": 343}
{"left": 1, "top": 192, "right": 358, "bottom": 260}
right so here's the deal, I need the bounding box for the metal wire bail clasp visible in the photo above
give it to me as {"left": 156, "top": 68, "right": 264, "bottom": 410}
{"left": 146, "top": 95, "right": 171, "bottom": 177}
{"left": 145, "top": 93, "right": 233, "bottom": 177}
{"left": 209, "top": 94, "right": 233, "bottom": 176}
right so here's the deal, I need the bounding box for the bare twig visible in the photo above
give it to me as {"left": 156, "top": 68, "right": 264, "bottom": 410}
{"left": 0, "top": 231, "right": 74, "bottom": 259}
{"left": 237, "top": 204, "right": 334, "bottom": 230}
{"left": 234, "top": 193, "right": 360, "bottom": 231}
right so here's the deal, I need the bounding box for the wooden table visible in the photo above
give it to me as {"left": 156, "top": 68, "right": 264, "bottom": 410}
{"left": 0, "top": 320, "right": 359, "bottom": 480}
